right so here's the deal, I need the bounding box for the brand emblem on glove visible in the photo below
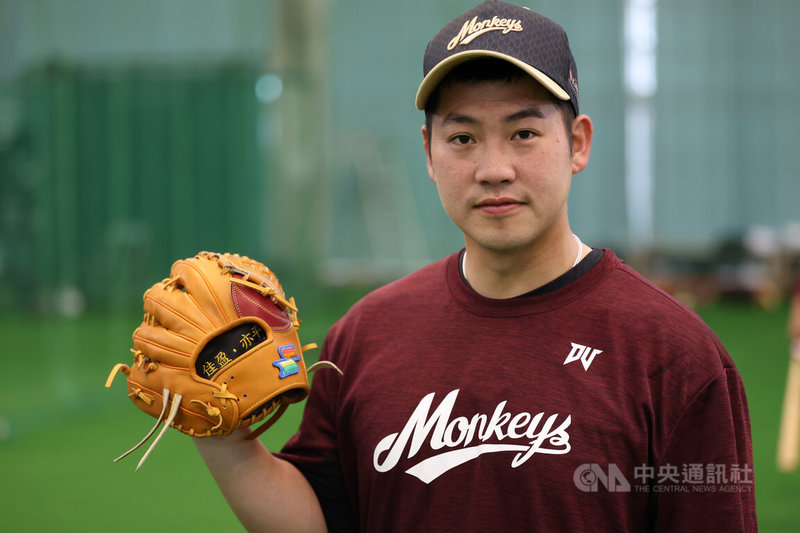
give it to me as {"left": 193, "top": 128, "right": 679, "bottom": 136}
{"left": 273, "top": 344, "right": 302, "bottom": 378}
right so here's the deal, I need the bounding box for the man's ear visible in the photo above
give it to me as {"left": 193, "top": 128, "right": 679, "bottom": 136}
{"left": 571, "top": 114, "right": 593, "bottom": 174}
{"left": 422, "top": 124, "right": 436, "bottom": 183}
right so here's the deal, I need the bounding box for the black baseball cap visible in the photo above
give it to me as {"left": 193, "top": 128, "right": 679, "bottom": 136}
{"left": 415, "top": 0, "right": 579, "bottom": 115}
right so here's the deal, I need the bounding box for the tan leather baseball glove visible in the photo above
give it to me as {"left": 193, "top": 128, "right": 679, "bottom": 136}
{"left": 105, "top": 251, "right": 335, "bottom": 469}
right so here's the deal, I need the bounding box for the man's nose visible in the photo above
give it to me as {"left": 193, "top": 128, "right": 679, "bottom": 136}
{"left": 473, "top": 142, "right": 515, "bottom": 185}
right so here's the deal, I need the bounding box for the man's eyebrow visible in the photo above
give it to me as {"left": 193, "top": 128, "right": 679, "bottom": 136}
{"left": 505, "top": 106, "right": 547, "bottom": 122}
{"left": 438, "top": 106, "right": 547, "bottom": 126}
{"left": 439, "top": 112, "right": 478, "bottom": 126}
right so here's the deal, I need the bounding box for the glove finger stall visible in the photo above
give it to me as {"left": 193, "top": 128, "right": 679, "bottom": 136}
{"left": 132, "top": 322, "right": 196, "bottom": 368}
{"left": 171, "top": 258, "right": 238, "bottom": 325}
{"left": 142, "top": 283, "right": 215, "bottom": 339}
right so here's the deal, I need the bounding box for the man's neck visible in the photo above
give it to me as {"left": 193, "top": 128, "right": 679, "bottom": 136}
{"left": 462, "top": 234, "right": 589, "bottom": 299}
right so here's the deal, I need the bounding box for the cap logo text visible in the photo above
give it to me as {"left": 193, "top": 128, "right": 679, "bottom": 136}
{"left": 447, "top": 15, "right": 523, "bottom": 50}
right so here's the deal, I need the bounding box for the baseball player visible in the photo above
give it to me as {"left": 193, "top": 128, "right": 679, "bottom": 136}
{"left": 194, "top": 2, "right": 757, "bottom": 531}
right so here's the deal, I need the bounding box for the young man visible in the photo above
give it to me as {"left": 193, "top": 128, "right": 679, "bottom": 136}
{"left": 196, "top": 2, "right": 757, "bottom": 531}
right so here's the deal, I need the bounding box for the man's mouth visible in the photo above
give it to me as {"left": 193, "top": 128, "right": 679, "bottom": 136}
{"left": 475, "top": 197, "right": 524, "bottom": 215}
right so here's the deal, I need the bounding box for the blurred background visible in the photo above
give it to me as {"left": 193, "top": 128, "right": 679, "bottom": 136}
{"left": 0, "top": 0, "right": 798, "bottom": 531}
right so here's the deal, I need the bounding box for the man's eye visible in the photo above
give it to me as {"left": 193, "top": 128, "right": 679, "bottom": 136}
{"left": 514, "top": 130, "right": 536, "bottom": 140}
{"left": 451, "top": 134, "right": 473, "bottom": 145}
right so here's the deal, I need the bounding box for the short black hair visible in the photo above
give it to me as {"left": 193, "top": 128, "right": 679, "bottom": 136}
{"left": 424, "top": 57, "right": 576, "bottom": 154}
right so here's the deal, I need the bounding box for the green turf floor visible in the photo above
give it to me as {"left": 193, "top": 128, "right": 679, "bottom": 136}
{"left": 1, "top": 301, "right": 798, "bottom": 531}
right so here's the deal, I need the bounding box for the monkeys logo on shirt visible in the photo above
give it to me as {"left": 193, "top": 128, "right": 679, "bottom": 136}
{"left": 373, "top": 389, "right": 572, "bottom": 483}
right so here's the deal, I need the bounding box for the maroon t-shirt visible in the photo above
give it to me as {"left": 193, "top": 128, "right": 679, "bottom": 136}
{"left": 281, "top": 250, "right": 756, "bottom": 532}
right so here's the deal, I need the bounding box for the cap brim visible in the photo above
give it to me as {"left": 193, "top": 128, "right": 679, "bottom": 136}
{"left": 415, "top": 50, "right": 570, "bottom": 110}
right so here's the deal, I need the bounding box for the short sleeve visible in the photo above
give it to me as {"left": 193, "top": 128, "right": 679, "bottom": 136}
{"left": 653, "top": 368, "right": 757, "bottom": 532}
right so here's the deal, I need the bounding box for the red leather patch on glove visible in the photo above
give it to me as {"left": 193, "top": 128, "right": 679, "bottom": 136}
{"left": 230, "top": 279, "right": 292, "bottom": 332}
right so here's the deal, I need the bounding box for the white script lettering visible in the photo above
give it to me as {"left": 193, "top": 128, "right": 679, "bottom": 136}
{"left": 447, "top": 16, "right": 524, "bottom": 50}
{"left": 373, "top": 389, "right": 571, "bottom": 483}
